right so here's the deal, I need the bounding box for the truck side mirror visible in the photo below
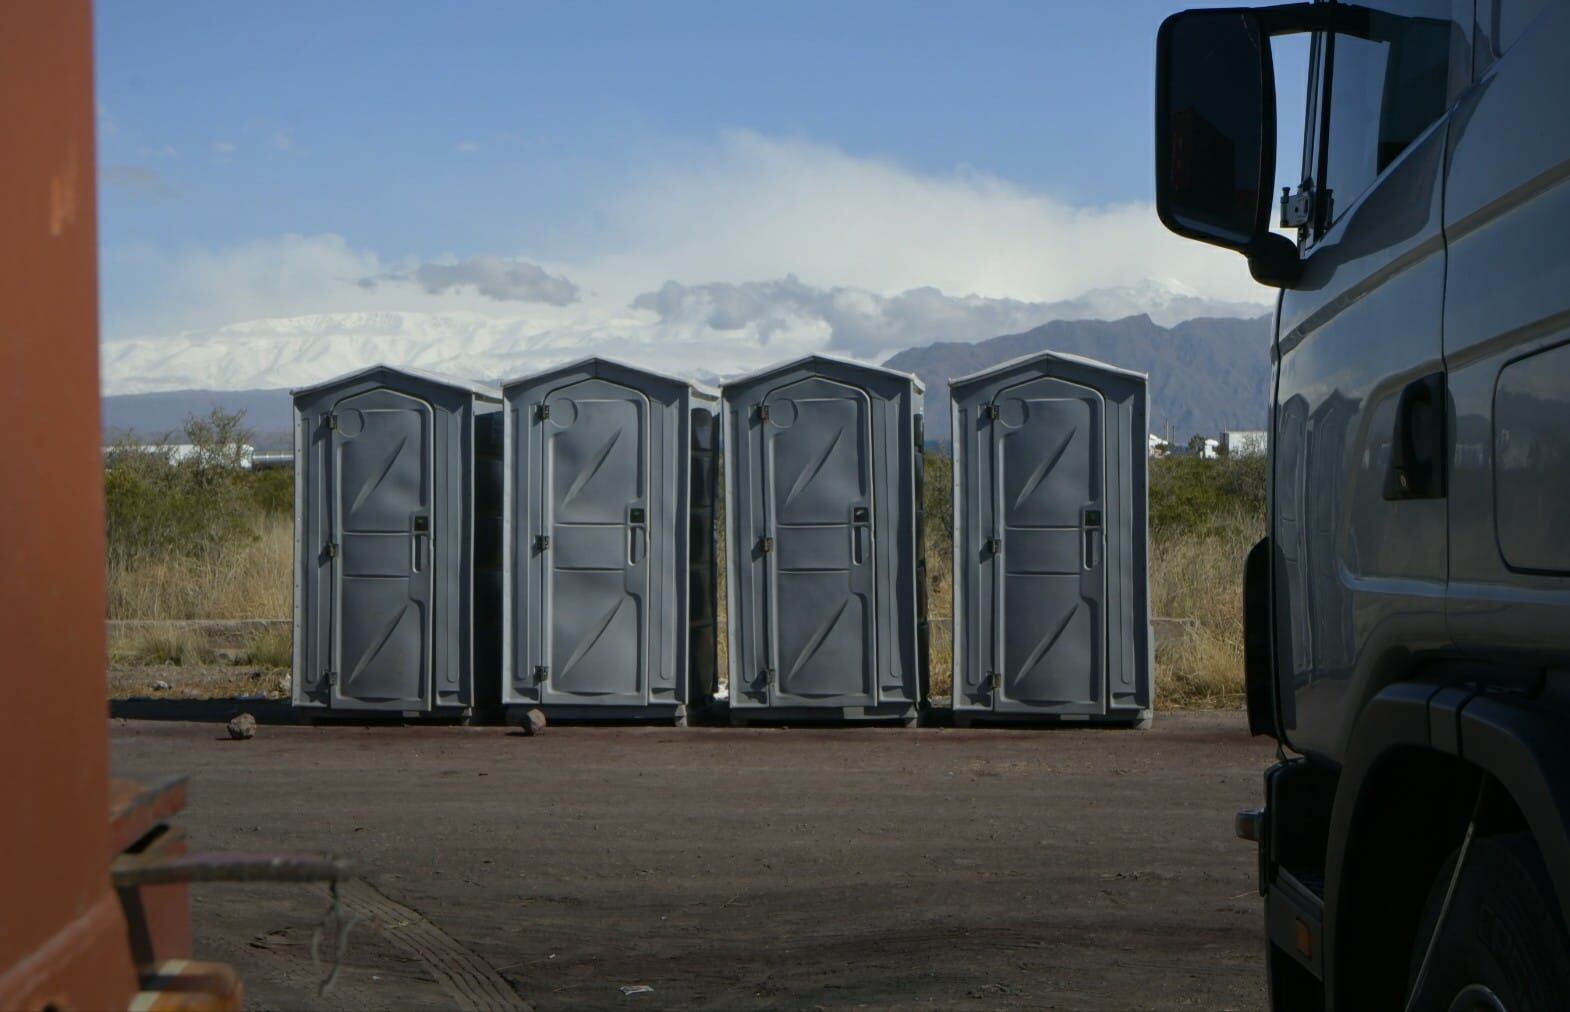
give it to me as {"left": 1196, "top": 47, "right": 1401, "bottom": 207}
{"left": 1156, "top": 8, "right": 1300, "bottom": 286}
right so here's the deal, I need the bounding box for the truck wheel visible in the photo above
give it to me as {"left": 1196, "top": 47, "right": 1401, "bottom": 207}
{"left": 1406, "top": 833, "right": 1570, "bottom": 1010}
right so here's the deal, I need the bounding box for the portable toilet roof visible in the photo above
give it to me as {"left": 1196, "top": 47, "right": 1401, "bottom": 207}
{"left": 949, "top": 348, "right": 1146, "bottom": 389}
{"left": 721, "top": 353, "right": 926, "bottom": 394}
{"left": 502, "top": 355, "right": 719, "bottom": 399}
{"left": 290, "top": 362, "right": 501, "bottom": 401}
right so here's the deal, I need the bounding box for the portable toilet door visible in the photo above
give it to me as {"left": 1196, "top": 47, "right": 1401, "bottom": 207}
{"left": 722, "top": 355, "right": 926, "bottom": 725}
{"left": 949, "top": 351, "right": 1152, "bottom": 727}
{"left": 292, "top": 364, "right": 503, "bottom": 717}
{"left": 503, "top": 357, "right": 719, "bottom": 723}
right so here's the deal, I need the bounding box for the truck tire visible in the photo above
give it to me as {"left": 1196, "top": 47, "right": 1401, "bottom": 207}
{"left": 1406, "top": 833, "right": 1570, "bottom": 1011}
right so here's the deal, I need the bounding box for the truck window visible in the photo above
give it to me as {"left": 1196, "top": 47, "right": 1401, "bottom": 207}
{"left": 1322, "top": 1, "right": 1460, "bottom": 222}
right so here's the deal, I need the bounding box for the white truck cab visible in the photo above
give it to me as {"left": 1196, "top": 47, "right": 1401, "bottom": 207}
{"left": 1156, "top": 2, "right": 1570, "bottom": 1007}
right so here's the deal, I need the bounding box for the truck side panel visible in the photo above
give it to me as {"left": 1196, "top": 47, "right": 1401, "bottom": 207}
{"left": 1442, "top": 2, "right": 1570, "bottom": 668}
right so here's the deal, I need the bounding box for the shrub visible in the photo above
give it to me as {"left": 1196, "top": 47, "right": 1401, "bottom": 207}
{"left": 105, "top": 408, "right": 258, "bottom": 566}
{"left": 1149, "top": 454, "right": 1266, "bottom": 535}
{"left": 245, "top": 467, "right": 293, "bottom": 516}
{"left": 244, "top": 624, "right": 294, "bottom": 669}
{"left": 113, "top": 625, "right": 212, "bottom": 666}
{"left": 106, "top": 408, "right": 294, "bottom": 622}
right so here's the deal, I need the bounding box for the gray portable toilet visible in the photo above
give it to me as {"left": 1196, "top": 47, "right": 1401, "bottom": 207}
{"left": 949, "top": 351, "right": 1152, "bottom": 727}
{"left": 292, "top": 364, "right": 503, "bottom": 717}
{"left": 722, "top": 355, "right": 927, "bottom": 725}
{"left": 502, "top": 357, "right": 720, "bottom": 723}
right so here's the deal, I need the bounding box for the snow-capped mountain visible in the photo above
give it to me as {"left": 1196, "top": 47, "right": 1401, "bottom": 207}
{"left": 99, "top": 279, "right": 1268, "bottom": 395}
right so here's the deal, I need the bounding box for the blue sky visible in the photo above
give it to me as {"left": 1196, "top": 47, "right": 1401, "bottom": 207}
{"left": 94, "top": 1, "right": 1304, "bottom": 392}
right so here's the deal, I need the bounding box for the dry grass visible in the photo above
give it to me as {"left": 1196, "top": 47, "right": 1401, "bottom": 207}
{"left": 108, "top": 665, "right": 289, "bottom": 699}
{"left": 109, "top": 624, "right": 214, "bottom": 666}
{"left": 104, "top": 460, "right": 1259, "bottom": 711}
{"left": 1149, "top": 508, "right": 1260, "bottom": 708}
{"left": 925, "top": 530, "right": 954, "bottom": 701}
{"left": 242, "top": 624, "right": 294, "bottom": 669}
{"left": 109, "top": 514, "right": 291, "bottom": 621}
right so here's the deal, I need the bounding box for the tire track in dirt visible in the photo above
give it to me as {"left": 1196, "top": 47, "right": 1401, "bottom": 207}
{"left": 339, "top": 880, "right": 529, "bottom": 1011}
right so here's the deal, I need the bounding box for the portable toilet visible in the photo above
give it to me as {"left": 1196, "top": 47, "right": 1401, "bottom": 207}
{"left": 948, "top": 351, "right": 1152, "bottom": 727}
{"left": 292, "top": 365, "right": 504, "bottom": 717}
{"left": 502, "top": 358, "right": 720, "bottom": 724}
{"left": 722, "top": 355, "right": 928, "bottom": 725}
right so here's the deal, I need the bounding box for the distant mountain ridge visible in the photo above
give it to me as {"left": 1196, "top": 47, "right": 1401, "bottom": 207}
{"left": 102, "top": 387, "right": 294, "bottom": 448}
{"left": 884, "top": 313, "right": 1272, "bottom": 443}
{"left": 102, "top": 312, "right": 1274, "bottom": 449}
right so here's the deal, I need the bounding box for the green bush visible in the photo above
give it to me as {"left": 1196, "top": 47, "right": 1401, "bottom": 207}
{"left": 1149, "top": 455, "right": 1267, "bottom": 535}
{"left": 244, "top": 467, "right": 293, "bottom": 516}
{"left": 105, "top": 408, "right": 260, "bottom": 566}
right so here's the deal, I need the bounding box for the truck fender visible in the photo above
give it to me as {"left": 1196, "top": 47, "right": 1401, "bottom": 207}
{"left": 1321, "top": 681, "right": 1570, "bottom": 1009}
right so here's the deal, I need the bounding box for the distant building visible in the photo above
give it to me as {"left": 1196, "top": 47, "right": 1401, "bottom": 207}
{"left": 1148, "top": 433, "right": 1171, "bottom": 458}
{"left": 1220, "top": 430, "right": 1267, "bottom": 457}
{"left": 103, "top": 442, "right": 256, "bottom": 470}
{"left": 1197, "top": 437, "right": 1220, "bottom": 460}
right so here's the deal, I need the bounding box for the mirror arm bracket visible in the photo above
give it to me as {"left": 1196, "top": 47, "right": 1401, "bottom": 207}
{"left": 1246, "top": 233, "right": 1304, "bottom": 288}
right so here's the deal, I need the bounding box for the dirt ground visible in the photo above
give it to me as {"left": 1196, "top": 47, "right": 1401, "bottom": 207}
{"left": 110, "top": 712, "right": 1276, "bottom": 1010}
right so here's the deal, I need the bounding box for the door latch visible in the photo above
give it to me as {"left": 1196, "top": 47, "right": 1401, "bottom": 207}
{"left": 534, "top": 534, "right": 551, "bottom": 552}
{"left": 533, "top": 664, "right": 549, "bottom": 685}
{"left": 1279, "top": 184, "right": 1313, "bottom": 229}
{"left": 988, "top": 672, "right": 1001, "bottom": 693}
{"left": 535, "top": 403, "right": 551, "bottom": 421}
{"left": 986, "top": 537, "right": 1002, "bottom": 556}
{"left": 324, "top": 670, "right": 338, "bottom": 687}
{"left": 325, "top": 542, "right": 339, "bottom": 559}
{"left": 761, "top": 667, "right": 775, "bottom": 688}
{"left": 984, "top": 404, "right": 1000, "bottom": 421}
{"left": 326, "top": 413, "right": 339, "bottom": 431}
{"left": 758, "top": 536, "right": 773, "bottom": 554}
{"left": 757, "top": 403, "right": 771, "bottom": 422}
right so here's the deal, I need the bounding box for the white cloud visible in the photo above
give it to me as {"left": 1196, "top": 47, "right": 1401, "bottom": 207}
{"left": 362, "top": 255, "right": 581, "bottom": 305}
{"left": 582, "top": 131, "right": 1268, "bottom": 306}
{"left": 101, "top": 131, "right": 1275, "bottom": 394}
{"left": 457, "top": 139, "right": 483, "bottom": 154}
{"left": 213, "top": 141, "right": 237, "bottom": 155}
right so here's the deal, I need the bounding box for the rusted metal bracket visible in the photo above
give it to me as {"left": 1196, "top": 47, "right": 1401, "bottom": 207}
{"left": 113, "top": 845, "right": 353, "bottom": 888}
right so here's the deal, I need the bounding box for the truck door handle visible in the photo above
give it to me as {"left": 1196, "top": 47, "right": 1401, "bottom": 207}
{"left": 1384, "top": 372, "right": 1446, "bottom": 500}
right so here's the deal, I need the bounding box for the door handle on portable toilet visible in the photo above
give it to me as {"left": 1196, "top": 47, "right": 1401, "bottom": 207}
{"left": 412, "top": 513, "right": 430, "bottom": 572}
{"left": 852, "top": 505, "right": 871, "bottom": 565}
{"left": 1082, "top": 506, "right": 1101, "bottom": 570}
{"left": 628, "top": 505, "right": 647, "bottom": 564}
